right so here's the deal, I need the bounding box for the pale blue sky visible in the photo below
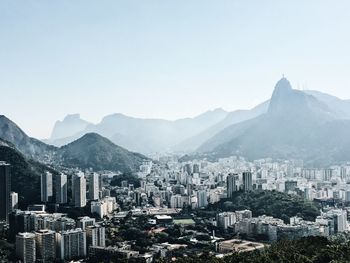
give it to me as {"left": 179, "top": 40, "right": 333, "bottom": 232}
{"left": 1, "top": 0, "right": 350, "bottom": 138}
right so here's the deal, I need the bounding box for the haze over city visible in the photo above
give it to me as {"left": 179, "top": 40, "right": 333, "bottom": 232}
{"left": 4, "top": 1, "right": 350, "bottom": 263}
{"left": 1, "top": 0, "right": 350, "bottom": 138}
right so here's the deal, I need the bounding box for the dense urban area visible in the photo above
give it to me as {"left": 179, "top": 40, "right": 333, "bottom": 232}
{"left": 2, "top": 154, "right": 350, "bottom": 262}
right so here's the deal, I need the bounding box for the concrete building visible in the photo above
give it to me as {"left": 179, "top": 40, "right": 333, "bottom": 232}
{"left": 55, "top": 173, "right": 67, "bottom": 204}
{"left": 197, "top": 190, "right": 208, "bottom": 208}
{"left": 56, "top": 228, "right": 86, "bottom": 260}
{"left": 227, "top": 174, "right": 238, "bottom": 198}
{"left": 9, "top": 210, "right": 35, "bottom": 241}
{"left": 0, "top": 162, "right": 11, "bottom": 223}
{"left": 90, "top": 197, "right": 117, "bottom": 218}
{"left": 218, "top": 239, "right": 264, "bottom": 254}
{"left": 16, "top": 232, "right": 36, "bottom": 263}
{"left": 243, "top": 172, "right": 253, "bottom": 192}
{"left": 41, "top": 172, "right": 53, "bottom": 203}
{"left": 86, "top": 225, "right": 106, "bottom": 249}
{"left": 74, "top": 173, "right": 87, "bottom": 208}
{"left": 10, "top": 191, "right": 18, "bottom": 211}
{"left": 217, "top": 212, "right": 236, "bottom": 229}
{"left": 170, "top": 194, "right": 183, "bottom": 208}
{"left": 89, "top": 172, "right": 100, "bottom": 201}
{"left": 89, "top": 246, "right": 139, "bottom": 260}
{"left": 77, "top": 216, "right": 95, "bottom": 230}
{"left": 35, "top": 229, "right": 56, "bottom": 262}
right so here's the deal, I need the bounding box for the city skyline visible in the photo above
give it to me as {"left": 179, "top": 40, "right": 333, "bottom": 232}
{"left": 3, "top": 1, "right": 350, "bottom": 262}
{"left": 2, "top": 1, "right": 350, "bottom": 138}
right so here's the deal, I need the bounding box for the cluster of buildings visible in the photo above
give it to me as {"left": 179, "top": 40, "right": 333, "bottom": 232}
{"left": 9, "top": 208, "right": 105, "bottom": 262}
{"left": 215, "top": 208, "right": 348, "bottom": 242}
{"left": 132, "top": 156, "right": 350, "bottom": 212}
{"left": 3, "top": 155, "right": 350, "bottom": 261}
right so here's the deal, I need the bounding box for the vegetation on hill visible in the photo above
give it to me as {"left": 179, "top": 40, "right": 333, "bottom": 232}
{"left": 0, "top": 145, "right": 58, "bottom": 208}
{"left": 156, "top": 236, "right": 350, "bottom": 263}
{"left": 209, "top": 190, "right": 320, "bottom": 223}
{"left": 0, "top": 115, "right": 56, "bottom": 161}
{"left": 57, "top": 133, "right": 147, "bottom": 173}
{"left": 110, "top": 173, "right": 141, "bottom": 188}
{"left": 0, "top": 116, "right": 148, "bottom": 174}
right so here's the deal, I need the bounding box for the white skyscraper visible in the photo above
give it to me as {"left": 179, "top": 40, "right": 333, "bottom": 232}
{"left": 74, "top": 173, "right": 87, "bottom": 208}
{"left": 335, "top": 209, "right": 347, "bottom": 233}
{"left": 56, "top": 228, "right": 86, "bottom": 260}
{"left": 16, "top": 232, "right": 36, "bottom": 263}
{"left": 10, "top": 191, "right": 18, "bottom": 211}
{"left": 89, "top": 172, "right": 99, "bottom": 201}
{"left": 86, "top": 225, "right": 105, "bottom": 249}
{"left": 197, "top": 190, "right": 208, "bottom": 208}
{"left": 56, "top": 173, "right": 68, "bottom": 204}
{"left": 41, "top": 172, "right": 53, "bottom": 203}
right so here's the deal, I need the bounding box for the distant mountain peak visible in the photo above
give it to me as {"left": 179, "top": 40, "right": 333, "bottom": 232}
{"left": 75, "top": 132, "right": 103, "bottom": 142}
{"left": 50, "top": 114, "right": 91, "bottom": 141}
{"left": 272, "top": 77, "right": 293, "bottom": 95}
{"left": 59, "top": 132, "right": 147, "bottom": 172}
{"left": 268, "top": 77, "right": 322, "bottom": 117}
{"left": 63, "top": 113, "right": 82, "bottom": 121}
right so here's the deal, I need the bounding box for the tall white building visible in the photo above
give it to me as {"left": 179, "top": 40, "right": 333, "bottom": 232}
{"left": 90, "top": 197, "right": 117, "bottom": 218}
{"left": 55, "top": 173, "right": 68, "bottom": 204}
{"left": 16, "top": 232, "right": 36, "bottom": 263}
{"left": 41, "top": 172, "right": 53, "bottom": 203}
{"left": 86, "top": 225, "right": 105, "bottom": 249}
{"left": 217, "top": 212, "right": 236, "bottom": 229}
{"left": 197, "top": 190, "right": 208, "bottom": 208}
{"left": 335, "top": 209, "right": 348, "bottom": 233}
{"left": 89, "top": 172, "right": 99, "bottom": 201}
{"left": 35, "top": 229, "right": 56, "bottom": 262}
{"left": 10, "top": 191, "right": 18, "bottom": 211}
{"left": 91, "top": 201, "right": 106, "bottom": 219}
{"left": 56, "top": 228, "right": 86, "bottom": 260}
{"left": 170, "top": 194, "right": 183, "bottom": 208}
{"left": 74, "top": 173, "right": 86, "bottom": 208}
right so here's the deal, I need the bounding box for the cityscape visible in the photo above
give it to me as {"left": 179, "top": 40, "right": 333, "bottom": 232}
{"left": 2, "top": 1, "right": 350, "bottom": 263}
{"left": 2, "top": 148, "right": 350, "bottom": 263}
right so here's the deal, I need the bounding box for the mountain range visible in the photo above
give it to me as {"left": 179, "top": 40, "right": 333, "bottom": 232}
{"left": 0, "top": 115, "right": 148, "bottom": 173}
{"left": 3, "top": 78, "right": 350, "bottom": 168}
{"left": 198, "top": 78, "right": 350, "bottom": 165}
{"left": 46, "top": 109, "right": 230, "bottom": 153}
{"left": 45, "top": 101, "right": 272, "bottom": 154}
{"left": 45, "top": 80, "right": 350, "bottom": 161}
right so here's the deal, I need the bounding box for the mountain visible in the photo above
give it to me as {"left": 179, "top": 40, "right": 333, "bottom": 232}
{"left": 177, "top": 89, "right": 350, "bottom": 152}
{"left": 47, "top": 114, "right": 92, "bottom": 146}
{"left": 0, "top": 115, "right": 56, "bottom": 161}
{"left": 175, "top": 101, "right": 269, "bottom": 152}
{"left": 0, "top": 139, "right": 57, "bottom": 207}
{"left": 198, "top": 78, "right": 350, "bottom": 165}
{"left": 57, "top": 133, "right": 147, "bottom": 172}
{"left": 0, "top": 116, "right": 148, "bottom": 173}
{"left": 47, "top": 109, "right": 229, "bottom": 153}
{"left": 304, "top": 90, "right": 350, "bottom": 119}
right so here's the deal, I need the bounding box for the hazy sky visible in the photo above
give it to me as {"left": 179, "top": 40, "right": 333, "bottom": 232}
{"left": 1, "top": 0, "right": 350, "bottom": 139}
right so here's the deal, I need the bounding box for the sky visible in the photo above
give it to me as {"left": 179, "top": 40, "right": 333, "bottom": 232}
{"left": 1, "top": 0, "right": 350, "bottom": 139}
